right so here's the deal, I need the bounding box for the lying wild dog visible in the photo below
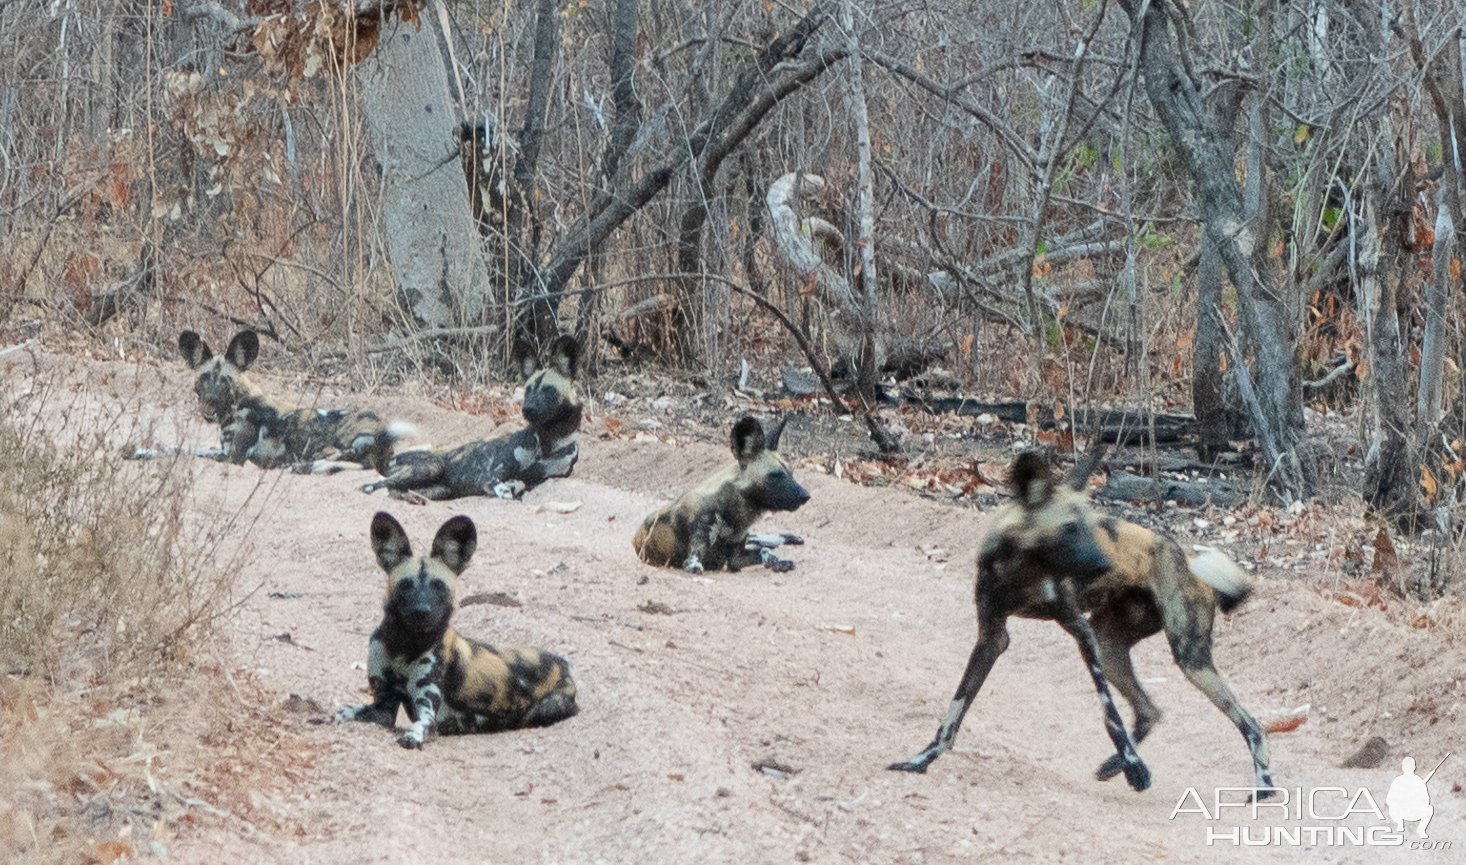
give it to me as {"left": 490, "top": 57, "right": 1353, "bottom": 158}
{"left": 133, "top": 329, "right": 408, "bottom": 473}
{"left": 889, "top": 450, "right": 1273, "bottom": 796}
{"left": 360, "top": 335, "right": 584, "bottom": 501}
{"left": 336, "top": 511, "right": 579, "bottom": 749}
{"left": 633, "top": 415, "right": 810, "bottom": 573}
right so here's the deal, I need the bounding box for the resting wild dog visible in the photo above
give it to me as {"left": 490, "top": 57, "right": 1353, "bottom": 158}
{"left": 166, "top": 329, "right": 407, "bottom": 472}
{"left": 889, "top": 450, "right": 1273, "bottom": 796}
{"left": 336, "top": 512, "right": 579, "bottom": 749}
{"left": 633, "top": 415, "right": 810, "bottom": 573}
{"left": 360, "top": 335, "right": 584, "bottom": 501}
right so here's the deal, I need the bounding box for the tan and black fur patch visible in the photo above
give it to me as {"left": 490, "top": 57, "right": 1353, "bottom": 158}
{"left": 164, "top": 330, "right": 407, "bottom": 473}
{"left": 890, "top": 450, "right": 1273, "bottom": 797}
{"left": 632, "top": 415, "right": 810, "bottom": 573}
{"left": 361, "top": 336, "right": 584, "bottom": 501}
{"left": 336, "top": 512, "right": 578, "bottom": 748}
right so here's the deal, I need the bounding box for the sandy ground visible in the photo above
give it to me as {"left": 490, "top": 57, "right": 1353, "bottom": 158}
{"left": 8, "top": 347, "right": 1465, "bottom": 864}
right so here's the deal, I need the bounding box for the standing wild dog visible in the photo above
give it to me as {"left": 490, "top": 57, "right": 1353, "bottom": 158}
{"left": 633, "top": 415, "right": 810, "bottom": 573}
{"left": 336, "top": 512, "right": 579, "bottom": 748}
{"left": 360, "top": 336, "right": 584, "bottom": 501}
{"left": 889, "top": 450, "right": 1273, "bottom": 796}
{"left": 163, "top": 329, "right": 408, "bottom": 472}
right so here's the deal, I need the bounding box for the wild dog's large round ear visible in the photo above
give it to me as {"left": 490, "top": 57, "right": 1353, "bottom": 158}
{"left": 370, "top": 511, "right": 412, "bottom": 573}
{"left": 764, "top": 416, "right": 789, "bottom": 451}
{"left": 731, "top": 415, "right": 767, "bottom": 463}
{"left": 1009, "top": 450, "right": 1056, "bottom": 509}
{"left": 225, "top": 330, "right": 259, "bottom": 371}
{"left": 430, "top": 515, "right": 478, "bottom": 574}
{"left": 179, "top": 331, "right": 212, "bottom": 369}
{"left": 550, "top": 335, "right": 581, "bottom": 379}
{"left": 510, "top": 339, "right": 538, "bottom": 381}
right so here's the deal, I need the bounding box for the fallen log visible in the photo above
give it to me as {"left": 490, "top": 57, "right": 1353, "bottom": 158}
{"left": 1093, "top": 469, "right": 1243, "bottom": 507}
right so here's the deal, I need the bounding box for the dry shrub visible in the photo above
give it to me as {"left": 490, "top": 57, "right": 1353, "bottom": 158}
{"left": 0, "top": 390, "right": 273, "bottom": 863}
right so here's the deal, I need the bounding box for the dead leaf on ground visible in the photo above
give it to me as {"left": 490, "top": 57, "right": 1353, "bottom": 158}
{"left": 818, "top": 624, "right": 856, "bottom": 636}
{"left": 537, "top": 500, "right": 583, "bottom": 514}
{"left": 637, "top": 600, "right": 675, "bottom": 615}
{"left": 1262, "top": 704, "right": 1310, "bottom": 734}
{"left": 460, "top": 591, "right": 522, "bottom": 608}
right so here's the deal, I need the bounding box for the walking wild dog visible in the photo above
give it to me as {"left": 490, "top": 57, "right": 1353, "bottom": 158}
{"left": 633, "top": 415, "right": 809, "bottom": 573}
{"left": 889, "top": 450, "right": 1273, "bottom": 796}
{"left": 336, "top": 512, "right": 579, "bottom": 749}
{"left": 361, "top": 336, "right": 584, "bottom": 501}
{"left": 164, "top": 329, "right": 408, "bottom": 472}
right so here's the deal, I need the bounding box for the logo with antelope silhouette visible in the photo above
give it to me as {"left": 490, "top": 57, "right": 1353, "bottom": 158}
{"left": 1170, "top": 751, "right": 1453, "bottom": 850}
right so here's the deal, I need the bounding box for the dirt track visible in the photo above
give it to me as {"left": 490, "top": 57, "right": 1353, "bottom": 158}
{"left": 12, "top": 350, "right": 1464, "bottom": 864}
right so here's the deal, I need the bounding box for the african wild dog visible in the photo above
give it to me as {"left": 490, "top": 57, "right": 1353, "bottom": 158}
{"left": 336, "top": 511, "right": 579, "bottom": 749}
{"left": 633, "top": 415, "right": 810, "bottom": 573}
{"left": 360, "top": 335, "right": 584, "bottom": 501}
{"left": 889, "top": 450, "right": 1273, "bottom": 796}
{"left": 162, "top": 329, "right": 408, "bottom": 472}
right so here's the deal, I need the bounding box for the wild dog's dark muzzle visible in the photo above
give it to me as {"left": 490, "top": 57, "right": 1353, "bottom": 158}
{"left": 522, "top": 385, "right": 574, "bottom": 428}
{"left": 1049, "top": 523, "right": 1113, "bottom": 578}
{"left": 756, "top": 476, "right": 811, "bottom": 512}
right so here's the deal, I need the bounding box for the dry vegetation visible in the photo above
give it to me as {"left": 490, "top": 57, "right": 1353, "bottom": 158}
{"left": 0, "top": 378, "right": 306, "bottom": 864}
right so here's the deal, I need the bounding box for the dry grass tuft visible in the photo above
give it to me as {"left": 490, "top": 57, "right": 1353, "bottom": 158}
{"left": 0, "top": 385, "right": 304, "bottom": 863}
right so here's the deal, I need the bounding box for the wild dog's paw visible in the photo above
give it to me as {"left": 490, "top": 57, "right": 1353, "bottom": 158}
{"left": 491, "top": 480, "right": 527, "bottom": 500}
{"left": 388, "top": 489, "right": 429, "bottom": 506}
{"left": 396, "top": 731, "right": 425, "bottom": 750}
{"left": 887, "top": 759, "right": 930, "bottom": 773}
{"left": 360, "top": 481, "right": 383, "bottom": 495}
{"left": 334, "top": 705, "right": 363, "bottom": 724}
{"left": 780, "top": 534, "right": 805, "bottom": 546}
{"left": 1122, "top": 758, "right": 1152, "bottom": 792}
{"left": 125, "top": 447, "right": 155, "bottom": 461}
{"left": 289, "top": 461, "right": 315, "bottom": 475}
{"left": 683, "top": 556, "right": 705, "bottom": 574}
{"left": 758, "top": 548, "right": 795, "bottom": 572}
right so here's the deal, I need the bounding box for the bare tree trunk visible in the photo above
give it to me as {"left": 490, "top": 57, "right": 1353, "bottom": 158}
{"left": 839, "top": 0, "right": 879, "bottom": 402}
{"left": 1194, "top": 231, "right": 1228, "bottom": 461}
{"left": 358, "top": 14, "right": 489, "bottom": 328}
{"left": 1355, "top": 181, "right": 1415, "bottom": 526}
{"left": 1122, "top": 0, "right": 1312, "bottom": 497}
{"left": 1417, "top": 189, "right": 1452, "bottom": 434}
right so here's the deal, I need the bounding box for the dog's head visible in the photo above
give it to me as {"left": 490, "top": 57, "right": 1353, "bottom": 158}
{"left": 370, "top": 512, "right": 477, "bottom": 640}
{"left": 997, "top": 450, "right": 1113, "bottom": 579}
{"left": 179, "top": 330, "right": 258, "bottom": 424}
{"left": 730, "top": 415, "right": 810, "bottom": 513}
{"left": 521, "top": 335, "right": 584, "bottom": 441}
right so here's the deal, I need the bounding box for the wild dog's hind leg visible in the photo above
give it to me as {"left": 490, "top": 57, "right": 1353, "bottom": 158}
{"left": 746, "top": 532, "right": 805, "bottom": 548}
{"left": 1052, "top": 578, "right": 1150, "bottom": 792}
{"left": 888, "top": 604, "right": 1011, "bottom": 773}
{"left": 1160, "top": 594, "right": 1274, "bottom": 795}
{"left": 361, "top": 452, "right": 444, "bottom": 496}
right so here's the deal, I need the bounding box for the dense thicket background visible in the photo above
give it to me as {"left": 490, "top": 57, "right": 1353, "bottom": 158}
{"left": 6, "top": 0, "right": 1466, "bottom": 538}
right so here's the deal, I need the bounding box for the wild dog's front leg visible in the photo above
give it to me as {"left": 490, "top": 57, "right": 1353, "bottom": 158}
{"left": 396, "top": 653, "right": 445, "bottom": 749}
{"left": 336, "top": 639, "right": 400, "bottom": 727}
{"left": 1052, "top": 578, "right": 1151, "bottom": 792}
{"left": 743, "top": 533, "right": 800, "bottom": 572}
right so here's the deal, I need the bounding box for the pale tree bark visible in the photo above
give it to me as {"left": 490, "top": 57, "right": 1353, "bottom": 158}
{"left": 839, "top": 0, "right": 879, "bottom": 402}
{"left": 1121, "top": 0, "right": 1313, "bottom": 498}
{"left": 358, "top": 15, "right": 489, "bottom": 328}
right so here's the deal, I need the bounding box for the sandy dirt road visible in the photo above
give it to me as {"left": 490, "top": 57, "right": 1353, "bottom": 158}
{"left": 11, "top": 350, "right": 1464, "bottom": 864}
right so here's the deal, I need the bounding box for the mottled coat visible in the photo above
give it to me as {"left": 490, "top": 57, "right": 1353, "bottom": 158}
{"left": 890, "top": 450, "right": 1272, "bottom": 796}
{"left": 177, "top": 330, "right": 403, "bottom": 472}
{"left": 361, "top": 336, "right": 584, "bottom": 501}
{"left": 633, "top": 416, "right": 810, "bottom": 573}
{"left": 336, "top": 512, "right": 578, "bottom": 748}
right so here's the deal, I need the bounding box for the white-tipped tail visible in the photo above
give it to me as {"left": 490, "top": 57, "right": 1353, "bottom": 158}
{"left": 1189, "top": 546, "right": 1253, "bottom": 609}
{"left": 386, "top": 419, "right": 420, "bottom": 441}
